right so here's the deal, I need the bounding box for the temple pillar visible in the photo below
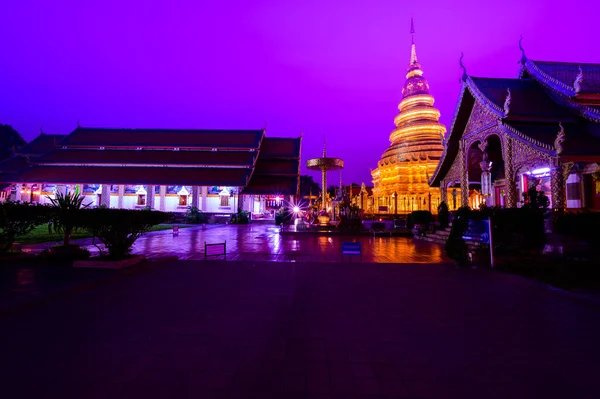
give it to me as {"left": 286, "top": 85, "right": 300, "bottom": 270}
{"left": 551, "top": 161, "right": 570, "bottom": 212}
{"left": 101, "top": 184, "right": 111, "bottom": 208}
{"left": 147, "top": 185, "right": 155, "bottom": 209}
{"left": 201, "top": 186, "right": 208, "bottom": 211}
{"left": 191, "top": 186, "right": 200, "bottom": 209}
{"left": 14, "top": 184, "right": 22, "bottom": 202}
{"left": 440, "top": 180, "right": 448, "bottom": 205}
{"left": 459, "top": 141, "right": 469, "bottom": 208}
{"left": 159, "top": 185, "right": 166, "bottom": 211}
{"left": 502, "top": 136, "right": 517, "bottom": 208}
{"left": 117, "top": 185, "right": 125, "bottom": 208}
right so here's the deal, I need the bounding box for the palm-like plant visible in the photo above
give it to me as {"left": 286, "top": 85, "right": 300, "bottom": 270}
{"left": 48, "top": 192, "right": 90, "bottom": 246}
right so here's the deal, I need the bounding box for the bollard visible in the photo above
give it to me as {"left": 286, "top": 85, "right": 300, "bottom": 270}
{"left": 173, "top": 225, "right": 179, "bottom": 235}
{"left": 202, "top": 223, "right": 206, "bottom": 230}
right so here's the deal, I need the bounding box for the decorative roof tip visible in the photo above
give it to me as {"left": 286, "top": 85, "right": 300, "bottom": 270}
{"left": 503, "top": 88, "right": 512, "bottom": 116}
{"left": 459, "top": 53, "right": 468, "bottom": 81}
{"left": 518, "top": 35, "right": 526, "bottom": 63}
{"left": 410, "top": 17, "right": 415, "bottom": 44}
{"left": 323, "top": 135, "right": 327, "bottom": 157}
{"left": 554, "top": 122, "right": 565, "bottom": 155}
{"left": 574, "top": 66, "right": 583, "bottom": 93}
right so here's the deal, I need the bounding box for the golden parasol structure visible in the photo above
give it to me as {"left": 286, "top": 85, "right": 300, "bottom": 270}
{"left": 306, "top": 138, "right": 344, "bottom": 212}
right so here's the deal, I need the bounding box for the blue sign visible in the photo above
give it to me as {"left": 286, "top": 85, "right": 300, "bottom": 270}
{"left": 462, "top": 219, "right": 490, "bottom": 244}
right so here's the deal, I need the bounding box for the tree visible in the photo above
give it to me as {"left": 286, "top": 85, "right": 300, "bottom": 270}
{"left": 0, "top": 124, "right": 26, "bottom": 162}
{"left": 48, "top": 192, "right": 91, "bottom": 246}
{"left": 299, "top": 175, "right": 320, "bottom": 199}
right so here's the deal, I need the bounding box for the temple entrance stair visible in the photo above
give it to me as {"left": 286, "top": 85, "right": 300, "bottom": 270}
{"left": 414, "top": 225, "right": 487, "bottom": 251}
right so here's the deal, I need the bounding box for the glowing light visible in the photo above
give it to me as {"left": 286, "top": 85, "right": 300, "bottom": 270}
{"left": 292, "top": 206, "right": 300, "bottom": 213}
{"left": 531, "top": 167, "right": 550, "bottom": 175}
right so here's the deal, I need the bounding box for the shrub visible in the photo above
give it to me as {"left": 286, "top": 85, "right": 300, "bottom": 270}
{"left": 185, "top": 206, "right": 205, "bottom": 224}
{"left": 437, "top": 201, "right": 449, "bottom": 229}
{"left": 444, "top": 206, "right": 471, "bottom": 264}
{"left": 0, "top": 201, "right": 52, "bottom": 252}
{"left": 408, "top": 210, "right": 433, "bottom": 228}
{"left": 231, "top": 210, "right": 249, "bottom": 224}
{"left": 554, "top": 210, "right": 600, "bottom": 244}
{"left": 48, "top": 192, "right": 91, "bottom": 246}
{"left": 81, "top": 208, "right": 169, "bottom": 259}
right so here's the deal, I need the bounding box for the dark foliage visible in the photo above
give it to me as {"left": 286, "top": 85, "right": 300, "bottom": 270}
{"left": 553, "top": 210, "right": 600, "bottom": 244}
{"left": 477, "top": 206, "right": 547, "bottom": 256}
{"left": 407, "top": 210, "right": 433, "bottom": 228}
{"left": 0, "top": 124, "right": 26, "bottom": 162}
{"left": 444, "top": 206, "right": 471, "bottom": 264}
{"left": 81, "top": 208, "right": 169, "bottom": 259}
{"left": 185, "top": 206, "right": 206, "bottom": 224}
{"left": 48, "top": 192, "right": 91, "bottom": 246}
{"left": 0, "top": 201, "right": 52, "bottom": 252}
{"left": 230, "top": 210, "right": 249, "bottom": 224}
{"left": 39, "top": 245, "right": 91, "bottom": 262}
{"left": 437, "top": 201, "right": 449, "bottom": 229}
{"left": 299, "top": 175, "right": 320, "bottom": 198}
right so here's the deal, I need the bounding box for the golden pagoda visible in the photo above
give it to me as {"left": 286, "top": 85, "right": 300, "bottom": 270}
{"left": 371, "top": 19, "right": 449, "bottom": 214}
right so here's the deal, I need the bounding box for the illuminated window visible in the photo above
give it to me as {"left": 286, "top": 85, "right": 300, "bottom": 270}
{"left": 137, "top": 194, "right": 146, "bottom": 206}
{"left": 179, "top": 195, "right": 188, "bottom": 206}
{"left": 220, "top": 195, "right": 229, "bottom": 207}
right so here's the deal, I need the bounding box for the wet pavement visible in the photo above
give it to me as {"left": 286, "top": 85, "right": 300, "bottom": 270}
{"left": 23, "top": 223, "right": 448, "bottom": 263}
{"left": 1, "top": 259, "right": 599, "bottom": 398}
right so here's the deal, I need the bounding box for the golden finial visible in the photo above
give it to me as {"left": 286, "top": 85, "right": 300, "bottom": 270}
{"left": 574, "top": 66, "right": 583, "bottom": 94}
{"left": 554, "top": 122, "right": 565, "bottom": 155}
{"left": 503, "top": 88, "right": 512, "bottom": 116}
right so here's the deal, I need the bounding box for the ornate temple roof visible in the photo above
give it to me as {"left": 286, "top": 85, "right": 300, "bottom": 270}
{"left": 467, "top": 77, "right": 573, "bottom": 121}
{"left": 14, "top": 166, "right": 252, "bottom": 186}
{"left": 15, "top": 134, "right": 66, "bottom": 157}
{"left": 243, "top": 137, "right": 302, "bottom": 195}
{"left": 520, "top": 59, "right": 600, "bottom": 96}
{"left": 1, "top": 129, "right": 301, "bottom": 194}
{"left": 32, "top": 149, "right": 258, "bottom": 168}
{"left": 429, "top": 47, "right": 600, "bottom": 187}
{"left": 58, "top": 127, "right": 265, "bottom": 150}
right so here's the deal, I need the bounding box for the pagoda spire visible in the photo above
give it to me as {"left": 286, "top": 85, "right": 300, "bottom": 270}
{"left": 410, "top": 17, "right": 418, "bottom": 66}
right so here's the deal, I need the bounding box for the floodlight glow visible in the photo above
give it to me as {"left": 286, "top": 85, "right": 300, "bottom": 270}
{"left": 531, "top": 167, "right": 550, "bottom": 175}
{"left": 292, "top": 206, "right": 300, "bottom": 213}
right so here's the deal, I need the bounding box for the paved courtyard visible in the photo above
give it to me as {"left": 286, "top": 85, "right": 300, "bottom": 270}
{"left": 24, "top": 223, "right": 448, "bottom": 263}
{"left": 1, "top": 259, "right": 599, "bottom": 398}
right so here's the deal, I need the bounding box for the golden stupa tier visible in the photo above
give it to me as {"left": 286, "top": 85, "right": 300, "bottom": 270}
{"left": 371, "top": 21, "right": 448, "bottom": 213}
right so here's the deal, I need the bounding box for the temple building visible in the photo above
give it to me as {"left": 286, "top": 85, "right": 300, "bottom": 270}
{"left": 371, "top": 20, "right": 449, "bottom": 214}
{"left": 429, "top": 41, "right": 600, "bottom": 210}
{"left": 0, "top": 127, "right": 301, "bottom": 219}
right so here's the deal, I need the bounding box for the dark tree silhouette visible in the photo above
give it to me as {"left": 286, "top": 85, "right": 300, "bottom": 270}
{"left": 0, "top": 124, "right": 26, "bottom": 162}
{"left": 299, "top": 175, "right": 320, "bottom": 198}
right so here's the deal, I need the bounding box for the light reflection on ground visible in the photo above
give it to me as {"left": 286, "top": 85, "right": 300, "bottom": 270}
{"left": 128, "top": 224, "right": 448, "bottom": 263}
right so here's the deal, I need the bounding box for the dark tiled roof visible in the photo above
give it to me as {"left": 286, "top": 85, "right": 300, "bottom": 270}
{"left": 243, "top": 175, "right": 299, "bottom": 195}
{"left": 258, "top": 137, "right": 302, "bottom": 158}
{"left": 532, "top": 60, "right": 600, "bottom": 94}
{"left": 469, "top": 77, "right": 573, "bottom": 121}
{"left": 33, "top": 149, "right": 258, "bottom": 167}
{"left": 253, "top": 159, "right": 299, "bottom": 175}
{"left": 16, "top": 134, "right": 65, "bottom": 157}
{"left": 10, "top": 166, "right": 251, "bottom": 186}
{"left": 505, "top": 121, "right": 600, "bottom": 156}
{"left": 59, "top": 127, "right": 265, "bottom": 149}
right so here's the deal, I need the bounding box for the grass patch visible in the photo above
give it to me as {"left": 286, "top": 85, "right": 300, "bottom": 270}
{"left": 15, "top": 224, "right": 191, "bottom": 245}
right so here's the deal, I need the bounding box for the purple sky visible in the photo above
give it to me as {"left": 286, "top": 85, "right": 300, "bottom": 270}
{"left": 1, "top": 1, "right": 599, "bottom": 186}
